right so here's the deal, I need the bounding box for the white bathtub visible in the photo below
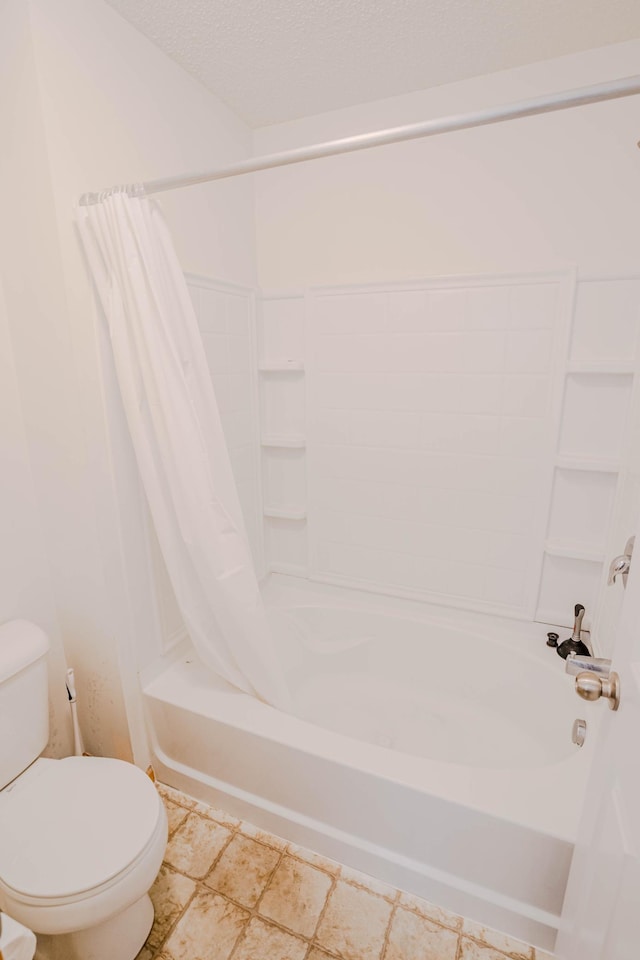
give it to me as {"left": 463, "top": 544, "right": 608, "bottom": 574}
{"left": 143, "top": 575, "right": 596, "bottom": 951}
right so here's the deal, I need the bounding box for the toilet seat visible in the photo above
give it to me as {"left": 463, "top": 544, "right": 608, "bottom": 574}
{"left": 0, "top": 757, "right": 167, "bottom": 937}
{"left": 0, "top": 756, "right": 162, "bottom": 901}
{"left": 2, "top": 811, "right": 166, "bottom": 910}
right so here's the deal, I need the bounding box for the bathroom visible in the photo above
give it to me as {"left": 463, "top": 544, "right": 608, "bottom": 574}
{"left": 1, "top": 0, "right": 639, "bottom": 957}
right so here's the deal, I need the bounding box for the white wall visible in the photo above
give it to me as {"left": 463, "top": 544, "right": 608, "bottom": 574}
{"left": 0, "top": 0, "right": 258, "bottom": 763}
{"left": 254, "top": 40, "right": 640, "bottom": 287}
{"left": 30, "top": 0, "right": 257, "bottom": 284}
{"left": 0, "top": 277, "right": 72, "bottom": 758}
{"left": 0, "top": 0, "right": 76, "bottom": 760}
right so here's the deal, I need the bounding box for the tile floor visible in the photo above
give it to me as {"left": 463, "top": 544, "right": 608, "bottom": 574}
{"left": 136, "top": 784, "right": 555, "bottom": 960}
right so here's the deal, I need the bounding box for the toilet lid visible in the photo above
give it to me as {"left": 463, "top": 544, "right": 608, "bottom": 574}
{"left": 0, "top": 756, "right": 162, "bottom": 900}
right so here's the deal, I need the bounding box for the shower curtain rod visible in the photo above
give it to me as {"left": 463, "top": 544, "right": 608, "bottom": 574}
{"left": 78, "top": 74, "right": 640, "bottom": 205}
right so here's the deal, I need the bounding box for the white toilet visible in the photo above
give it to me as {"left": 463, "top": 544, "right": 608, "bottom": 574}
{"left": 0, "top": 621, "right": 168, "bottom": 960}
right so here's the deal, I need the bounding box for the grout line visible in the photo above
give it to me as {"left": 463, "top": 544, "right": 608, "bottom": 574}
{"left": 243, "top": 845, "right": 286, "bottom": 913}
{"left": 201, "top": 824, "right": 239, "bottom": 884}
{"left": 165, "top": 807, "right": 189, "bottom": 839}
{"left": 227, "top": 838, "right": 292, "bottom": 954}
{"left": 394, "top": 893, "right": 463, "bottom": 932}
{"left": 148, "top": 880, "right": 199, "bottom": 958}
{"left": 225, "top": 846, "right": 289, "bottom": 960}
{"left": 147, "top": 811, "right": 243, "bottom": 957}
{"left": 286, "top": 844, "right": 340, "bottom": 869}
{"left": 208, "top": 848, "right": 343, "bottom": 959}
{"left": 237, "top": 825, "right": 289, "bottom": 852}
{"left": 458, "top": 932, "right": 528, "bottom": 960}
{"left": 337, "top": 870, "right": 398, "bottom": 905}
{"left": 308, "top": 868, "right": 339, "bottom": 946}
{"left": 379, "top": 898, "right": 399, "bottom": 960}
{"left": 463, "top": 930, "right": 533, "bottom": 959}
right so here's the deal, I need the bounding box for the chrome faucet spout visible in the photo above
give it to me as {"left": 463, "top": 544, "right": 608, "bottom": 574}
{"left": 565, "top": 655, "right": 611, "bottom": 677}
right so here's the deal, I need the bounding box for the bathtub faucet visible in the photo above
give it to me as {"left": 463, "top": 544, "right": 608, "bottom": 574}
{"left": 556, "top": 604, "right": 591, "bottom": 660}
{"left": 565, "top": 655, "right": 611, "bottom": 677}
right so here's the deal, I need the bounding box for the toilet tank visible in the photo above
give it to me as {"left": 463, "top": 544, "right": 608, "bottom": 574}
{"left": 0, "top": 620, "right": 50, "bottom": 789}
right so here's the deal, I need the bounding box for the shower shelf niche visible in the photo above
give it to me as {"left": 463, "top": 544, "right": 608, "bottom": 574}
{"left": 258, "top": 359, "right": 305, "bottom": 373}
{"left": 565, "top": 361, "right": 635, "bottom": 375}
{"left": 261, "top": 436, "right": 306, "bottom": 449}
{"left": 263, "top": 505, "right": 307, "bottom": 521}
{"left": 536, "top": 274, "right": 640, "bottom": 629}
{"left": 543, "top": 541, "right": 605, "bottom": 564}
{"left": 554, "top": 455, "right": 620, "bottom": 474}
{"left": 257, "top": 293, "right": 309, "bottom": 576}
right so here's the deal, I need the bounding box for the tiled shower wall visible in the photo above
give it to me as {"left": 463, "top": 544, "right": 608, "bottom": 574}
{"left": 258, "top": 274, "right": 640, "bottom": 632}
{"left": 146, "top": 275, "right": 263, "bottom": 654}
{"left": 147, "top": 270, "right": 640, "bottom": 654}
{"left": 187, "top": 274, "right": 262, "bottom": 568}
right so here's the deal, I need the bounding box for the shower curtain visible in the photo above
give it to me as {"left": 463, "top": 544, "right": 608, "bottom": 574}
{"left": 77, "top": 189, "right": 289, "bottom": 709}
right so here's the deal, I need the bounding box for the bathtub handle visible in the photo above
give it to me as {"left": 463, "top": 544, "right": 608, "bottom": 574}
{"left": 575, "top": 670, "right": 620, "bottom": 711}
{"left": 566, "top": 655, "right": 620, "bottom": 710}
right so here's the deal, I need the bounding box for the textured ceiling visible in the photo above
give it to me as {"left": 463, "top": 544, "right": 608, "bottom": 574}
{"left": 104, "top": 0, "right": 640, "bottom": 127}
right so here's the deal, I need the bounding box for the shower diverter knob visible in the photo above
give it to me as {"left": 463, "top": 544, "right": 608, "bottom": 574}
{"left": 575, "top": 670, "right": 620, "bottom": 711}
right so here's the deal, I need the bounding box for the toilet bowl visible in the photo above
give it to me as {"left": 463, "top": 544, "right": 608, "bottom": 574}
{"left": 0, "top": 621, "right": 168, "bottom": 960}
{"left": 0, "top": 756, "right": 167, "bottom": 960}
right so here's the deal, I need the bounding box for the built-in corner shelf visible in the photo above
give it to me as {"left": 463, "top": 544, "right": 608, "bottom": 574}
{"left": 263, "top": 505, "right": 307, "bottom": 521}
{"left": 555, "top": 455, "right": 620, "bottom": 474}
{"left": 544, "top": 541, "right": 605, "bottom": 564}
{"left": 267, "top": 561, "right": 309, "bottom": 577}
{"left": 261, "top": 436, "right": 306, "bottom": 450}
{"left": 258, "top": 359, "right": 305, "bottom": 373}
{"left": 565, "top": 361, "right": 635, "bottom": 376}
